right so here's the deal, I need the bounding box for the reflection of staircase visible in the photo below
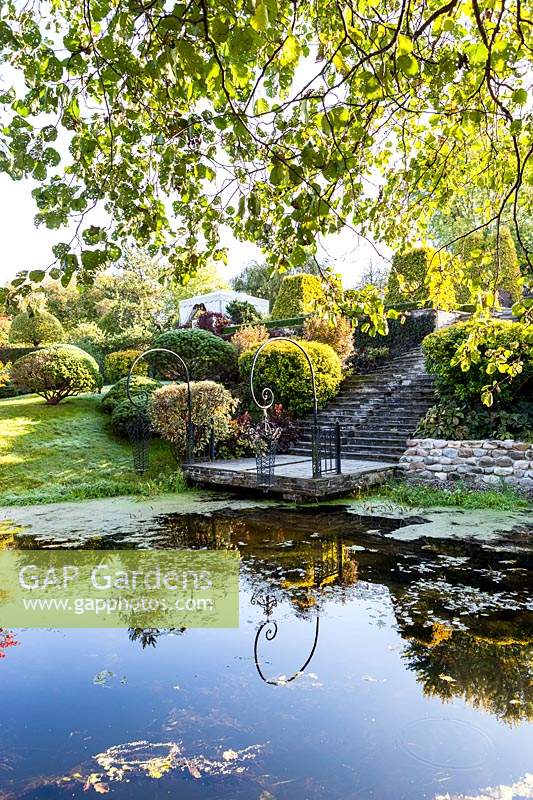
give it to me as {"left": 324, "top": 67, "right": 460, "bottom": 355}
{"left": 290, "top": 347, "right": 436, "bottom": 463}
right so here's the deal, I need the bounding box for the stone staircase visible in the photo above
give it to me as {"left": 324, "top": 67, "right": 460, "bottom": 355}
{"left": 289, "top": 346, "right": 436, "bottom": 463}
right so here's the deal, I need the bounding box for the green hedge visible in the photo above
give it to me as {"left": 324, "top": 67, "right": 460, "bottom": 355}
{"left": 353, "top": 310, "right": 437, "bottom": 358}
{"left": 239, "top": 339, "right": 342, "bottom": 416}
{"left": 223, "top": 315, "right": 309, "bottom": 335}
{"left": 271, "top": 273, "right": 325, "bottom": 319}
{"left": 104, "top": 349, "right": 147, "bottom": 383}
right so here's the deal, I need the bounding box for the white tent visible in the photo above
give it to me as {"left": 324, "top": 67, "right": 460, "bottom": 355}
{"left": 179, "top": 290, "right": 269, "bottom": 325}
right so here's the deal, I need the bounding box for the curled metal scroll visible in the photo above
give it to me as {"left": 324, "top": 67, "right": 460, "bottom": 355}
{"left": 250, "top": 337, "right": 319, "bottom": 422}
{"left": 249, "top": 337, "right": 321, "bottom": 477}
{"left": 126, "top": 348, "right": 194, "bottom": 465}
{"left": 253, "top": 614, "right": 320, "bottom": 686}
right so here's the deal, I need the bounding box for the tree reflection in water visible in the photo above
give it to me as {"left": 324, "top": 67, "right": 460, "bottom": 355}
{"left": 4, "top": 503, "right": 532, "bottom": 723}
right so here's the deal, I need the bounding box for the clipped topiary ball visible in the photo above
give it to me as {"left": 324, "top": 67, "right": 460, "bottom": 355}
{"left": 11, "top": 344, "right": 102, "bottom": 404}
{"left": 101, "top": 375, "right": 162, "bottom": 414}
{"left": 151, "top": 328, "right": 238, "bottom": 381}
{"left": 110, "top": 398, "right": 152, "bottom": 438}
{"left": 9, "top": 310, "right": 64, "bottom": 346}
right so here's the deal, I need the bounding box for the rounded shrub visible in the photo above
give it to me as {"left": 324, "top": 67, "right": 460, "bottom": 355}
{"left": 149, "top": 380, "right": 238, "bottom": 459}
{"left": 271, "top": 273, "right": 325, "bottom": 319}
{"left": 67, "top": 322, "right": 106, "bottom": 372}
{"left": 9, "top": 310, "right": 64, "bottom": 346}
{"left": 151, "top": 328, "right": 238, "bottom": 381}
{"left": 104, "top": 349, "right": 148, "bottom": 383}
{"left": 11, "top": 344, "right": 102, "bottom": 404}
{"left": 110, "top": 399, "right": 151, "bottom": 438}
{"left": 101, "top": 375, "right": 162, "bottom": 414}
{"left": 422, "top": 320, "right": 532, "bottom": 406}
{"left": 239, "top": 339, "right": 342, "bottom": 416}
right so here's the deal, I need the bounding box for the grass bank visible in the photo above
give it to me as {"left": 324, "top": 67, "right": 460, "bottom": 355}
{"left": 374, "top": 479, "right": 530, "bottom": 511}
{"left": 0, "top": 393, "right": 189, "bottom": 506}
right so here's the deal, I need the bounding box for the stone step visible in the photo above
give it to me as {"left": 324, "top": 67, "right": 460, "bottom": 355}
{"left": 298, "top": 433, "right": 409, "bottom": 446}
{"left": 290, "top": 345, "right": 432, "bottom": 464}
{"left": 329, "top": 400, "right": 433, "bottom": 411}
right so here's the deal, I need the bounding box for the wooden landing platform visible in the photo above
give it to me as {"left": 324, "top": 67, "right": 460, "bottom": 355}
{"left": 183, "top": 455, "right": 397, "bottom": 501}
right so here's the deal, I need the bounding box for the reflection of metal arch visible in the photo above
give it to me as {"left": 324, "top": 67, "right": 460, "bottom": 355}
{"left": 253, "top": 615, "right": 320, "bottom": 686}
{"left": 250, "top": 337, "right": 321, "bottom": 478}
{"left": 126, "top": 348, "right": 194, "bottom": 471}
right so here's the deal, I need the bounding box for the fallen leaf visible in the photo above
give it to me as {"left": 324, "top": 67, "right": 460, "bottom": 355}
{"left": 187, "top": 763, "right": 201, "bottom": 779}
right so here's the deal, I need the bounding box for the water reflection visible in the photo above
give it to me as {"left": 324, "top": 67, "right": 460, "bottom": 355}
{"left": 0, "top": 504, "right": 531, "bottom": 799}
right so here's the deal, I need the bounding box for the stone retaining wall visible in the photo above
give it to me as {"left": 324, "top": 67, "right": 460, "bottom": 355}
{"left": 399, "top": 438, "right": 533, "bottom": 494}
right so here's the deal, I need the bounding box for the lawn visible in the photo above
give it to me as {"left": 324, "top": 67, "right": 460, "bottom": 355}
{"left": 0, "top": 393, "right": 188, "bottom": 506}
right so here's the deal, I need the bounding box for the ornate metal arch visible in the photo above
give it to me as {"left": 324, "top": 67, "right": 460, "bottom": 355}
{"left": 126, "top": 348, "right": 194, "bottom": 472}
{"left": 253, "top": 614, "right": 320, "bottom": 686}
{"left": 250, "top": 337, "right": 321, "bottom": 478}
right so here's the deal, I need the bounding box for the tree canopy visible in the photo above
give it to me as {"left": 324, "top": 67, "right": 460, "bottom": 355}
{"left": 0, "top": 0, "right": 530, "bottom": 306}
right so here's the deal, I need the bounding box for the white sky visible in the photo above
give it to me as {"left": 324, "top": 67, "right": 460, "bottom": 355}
{"left": 0, "top": 172, "right": 389, "bottom": 288}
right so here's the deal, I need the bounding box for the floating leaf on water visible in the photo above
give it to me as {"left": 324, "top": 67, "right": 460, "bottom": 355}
{"left": 187, "top": 762, "right": 202, "bottom": 778}
{"left": 93, "top": 670, "right": 115, "bottom": 687}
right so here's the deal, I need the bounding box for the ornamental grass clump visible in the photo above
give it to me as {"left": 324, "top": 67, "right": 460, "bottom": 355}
{"left": 149, "top": 380, "right": 237, "bottom": 459}
{"left": 11, "top": 344, "right": 102, "bottom": 404}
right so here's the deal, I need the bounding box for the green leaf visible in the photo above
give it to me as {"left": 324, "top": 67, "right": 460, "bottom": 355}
{"left": 29, "top": 269, "right": 45, "bottom": 282}
{"left": 466, "top": 43, "right": 488, "bottom": 65}
{"left": 512, "top": 88, "right": 527, "bottom": 105}
{"left": 397, "top": 34, "right": 413, "bottom": 55}
{"left": 251, "top": 3, "right": 269, "bottom": 32}
{"left": 397, "top": 53, "right": 419, "bottom": 77}
{"left": 254, "top": 97, "right": 269, "bottom": 115}
{"left": 279, "top": 34, "right": 301, "bottom": 67}
{"left": 270, "top": 163, "right": 288, "bottom": 185}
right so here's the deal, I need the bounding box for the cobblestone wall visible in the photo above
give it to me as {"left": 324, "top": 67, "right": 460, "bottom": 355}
{"left": 399, "top": 438, "right": 533, "bottom": 494}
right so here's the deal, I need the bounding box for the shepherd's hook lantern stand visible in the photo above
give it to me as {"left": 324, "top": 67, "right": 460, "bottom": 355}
{"left": 126, "top": 348, "right": 193, "bottom": 474}
{"left": 250, "top": 337, "right": 323, "bottom": 483}
{"left": 252, "top": 590, "right": 320, "bottom": 686}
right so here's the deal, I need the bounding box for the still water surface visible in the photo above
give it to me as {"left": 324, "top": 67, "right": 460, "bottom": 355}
{"left": 0, "top": 504, "right": 531, "bottom": 799}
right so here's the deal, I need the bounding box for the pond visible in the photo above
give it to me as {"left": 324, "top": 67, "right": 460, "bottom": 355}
{"left": 0, "top": 499, "right": 531, "bottom": 799}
